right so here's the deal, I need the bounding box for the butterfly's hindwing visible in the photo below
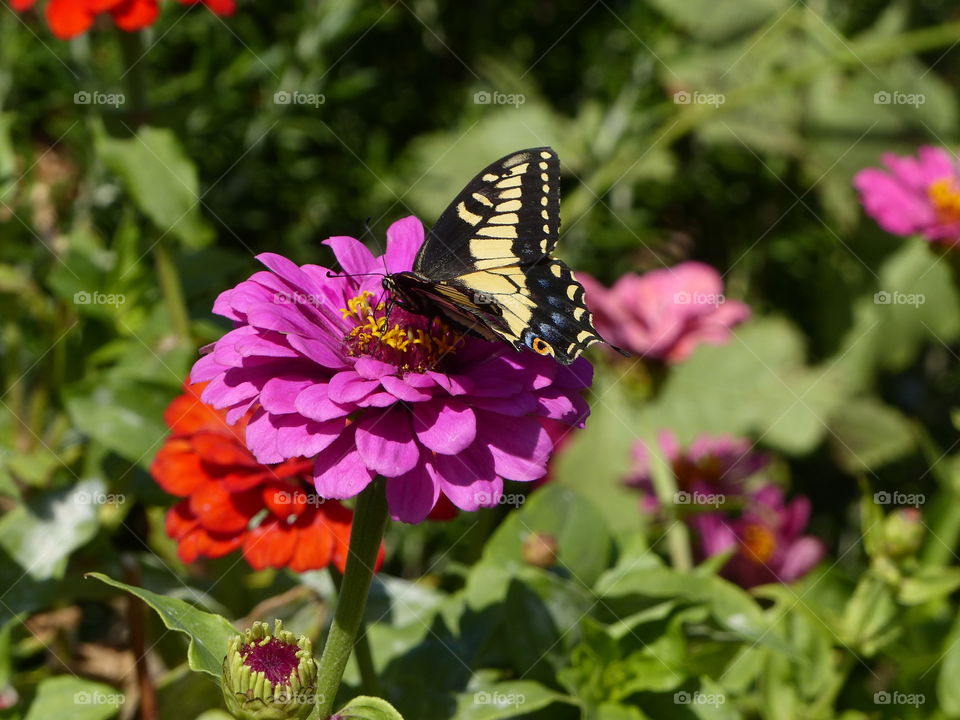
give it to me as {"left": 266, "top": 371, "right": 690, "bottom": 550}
{"left": 519, "top": 260, "right": 604, "bottom": 363}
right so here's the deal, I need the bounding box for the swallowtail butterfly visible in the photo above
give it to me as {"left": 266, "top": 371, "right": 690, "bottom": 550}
{"left": 383, "top": 147, "right": 615, "bottom": 365}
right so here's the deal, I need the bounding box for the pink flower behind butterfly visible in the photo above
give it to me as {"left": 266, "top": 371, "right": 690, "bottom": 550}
{"left": 626, "top": 430, "right": 769, "bottom": 512}
{"left": 691, "top": 485, "right": 824, "bottom": 588}
{"left": 854, "top": 145, "right": 960, "bottom": 246}
{"left": 579, "top": 263, "right": 750, "bottom": 364}
{"left": 191, "top": 216, "right": 592, "bottom": 524}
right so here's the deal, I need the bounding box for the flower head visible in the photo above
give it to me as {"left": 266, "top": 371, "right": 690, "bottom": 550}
{"left": 151, "top": 383, "right": 380, "bottom": 573}
{"left": 691, "top": 485, "right": 824, "bottom": 588}
{"left": 14, "top": 0, "right": 232, "bottom": 39}
{"left": 579, "top": 262, "right": 750, "bottom": 364}
{"left": 627, "top": 430, "right": 769, "bottom": 511}
{"left": 854, "top": 145, "right": 960, "bottom": 246}
{"left": 191, "top": 217, "right": 592, "bottom": 524}
{"left": 222, "top": 620, "right": 317, "bottom": 720}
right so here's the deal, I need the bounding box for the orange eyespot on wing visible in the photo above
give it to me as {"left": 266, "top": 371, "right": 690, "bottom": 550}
{"left": 531, "top": 337, "right": 555, "bottom": 356}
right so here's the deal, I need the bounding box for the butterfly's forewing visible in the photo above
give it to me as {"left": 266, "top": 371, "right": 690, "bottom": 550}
{"left": 416, "top": 147, "right": 561, "bottom": 278}
{"left": 406, "top": 147, "right": 606, "bottom": 365}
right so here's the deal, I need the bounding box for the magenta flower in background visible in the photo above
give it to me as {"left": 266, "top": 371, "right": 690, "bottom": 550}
{"left": 854, "top": 145, "right": 960, "bottom": 246}
{"left": 191, "top": 216, "right": 592, "bottom": 524}
{"left": 626, "top": 430, "right": 769, "bottom": 512}
{"left": 691, "top": 485, "right": 824, "bottom": 588}
{"left": 579, "top": 262, "right": 750, "bottom": 364}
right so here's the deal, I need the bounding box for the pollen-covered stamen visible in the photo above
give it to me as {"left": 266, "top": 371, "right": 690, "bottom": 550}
{"left": 340, "top": 290, "right": 463, "bottom": 373}
{"left": 740, "top": 524, "right": 777, "bottom": 564}
{"left": 928, "top": 177, "right": 960, "bottom": 223}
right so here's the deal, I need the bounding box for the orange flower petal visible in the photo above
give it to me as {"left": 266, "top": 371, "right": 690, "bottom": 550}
{"left": 151, "top": 440, "right": 209, "bottom": 496}
{"left": 110, "top": 0, "right": 159, "bottom": 31}
{"left": 289, "top": 512, "right": 334, "bottom": 572}
{"left": 189, "top": 481, "right": 259, "bottom": 534}
{"left": 45, "top": 0, "right": 95, "bottom": 39}
{"left": 242, "top": 519, "right": 297, "bottom": 569}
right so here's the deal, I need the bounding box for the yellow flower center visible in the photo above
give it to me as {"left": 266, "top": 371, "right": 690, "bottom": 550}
{"left": 740, "top": 524, "right": 776, "bottom": 564}
{"left": 340, "top": 291, "right": 463, "bottom": 374}
{"left": 928, "top": 177, "right": 960, "bottom": 223}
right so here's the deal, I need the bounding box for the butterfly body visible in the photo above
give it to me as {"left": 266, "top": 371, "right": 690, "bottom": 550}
{"left": 384, "top": 147, "right": 609, "bottom": 365}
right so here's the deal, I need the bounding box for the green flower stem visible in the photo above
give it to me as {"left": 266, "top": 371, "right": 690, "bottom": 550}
{"left": 644, "top": 431, "right": 692, "bottom": 571}
{"left": 153, "top": 237, "right": 192, "bottom": 345}
{"left": 916, "top": 427, "right": 960, "bottom": 567}
{"left": 315, "top": 480, "right": 389, "bottom": 718}
{"left": 328, "top": 568, "right": 381, "bottom": 697}
{"left": 118, "top": 30, "right": 148, "bottom": 125}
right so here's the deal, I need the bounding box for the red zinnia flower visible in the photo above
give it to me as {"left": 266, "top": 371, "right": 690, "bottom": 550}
{"left": 151, "top": 383, "right": 383, "bottom": 574}
{"left": 13, "top": 0, "right": 233, "bottom": 40}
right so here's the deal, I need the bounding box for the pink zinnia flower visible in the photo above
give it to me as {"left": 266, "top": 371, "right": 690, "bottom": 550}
{"left": 579, "top": 262, "right": 750, "bottom": 364}
{"left": 691, "top": 485, "right": 824, "bottom": 588}
{"left": 627, "top": 430, "right": 769, "bottom": 512}
{"left": 191, "top": 217, "right": 592, "bottom": 524}
{"left": 854, "top": 145, "right": 960, "bottom": 246}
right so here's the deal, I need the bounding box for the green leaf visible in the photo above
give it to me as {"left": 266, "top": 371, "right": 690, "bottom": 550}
{"left": 551, "top": 381, "right": 648, "bottom": 533}
{"left": 647, "top": 0, "right": 792, "bottom": 41}
{"left": 87, "top": 573, "right": 237, "bottom": 679}
{"left": 828, "top": 397, "right": 915, "bottom": 473}
{"left": 938, "top": 612, "right": 960, "bottom": 715}
{"left": 841, "top": 574, "right": 899, "bottom": 656}
{"left": 834, "top": 243, "right": 960, "bottom": 383}
{"left": 96, "top": 125, "right": 213, "bottom": 248}
{"left": 898, "top": 567, "right": 960, "bottom": 605}
{"left": 0, "top": 479, "right": 103, "bottom": 580}
{"left": 481, "top": 485, "right": 613, "bottom": 587}
{"left": 639, "top": 318, "right": 848, "bottom": 455}
{"left": 24, "top": 676, "right": 123, "bottom": 720}
{"left": 453, "top": 681, "right": 569, "bottom": 720}
{"left": 335, "top": 695, "right": 405, "bottom": 719}
{"left": 501, "top": 572, "right": 594, "bottom": 683}
{"left": 596, "top": 704, "right": 649, "bottom": 720}
{"left": 64, "top": 373, "right": 174, "bottom": 467}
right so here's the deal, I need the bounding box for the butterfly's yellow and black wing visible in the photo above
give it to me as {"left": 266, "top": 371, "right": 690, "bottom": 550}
{"left": 388, "top": 147, "right": 608, "bottom": 365}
